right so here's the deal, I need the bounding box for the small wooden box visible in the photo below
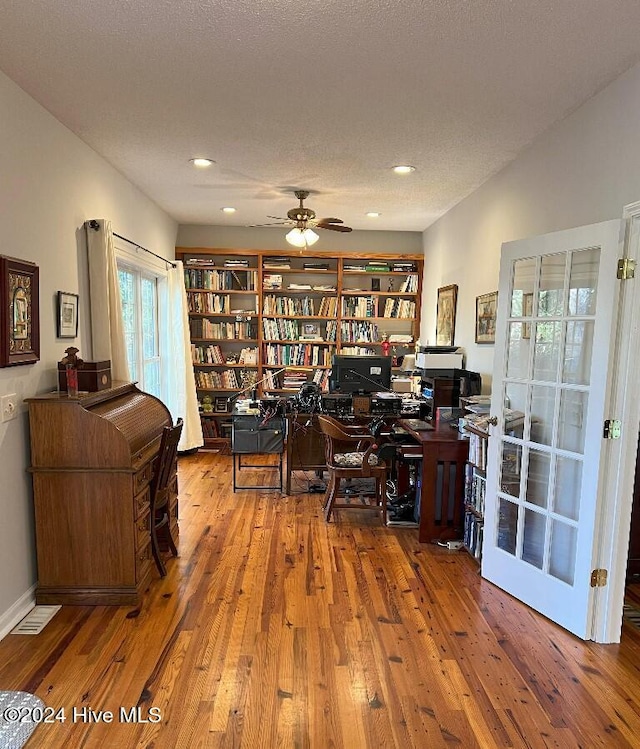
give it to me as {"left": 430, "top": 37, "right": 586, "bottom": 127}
{"left": 58, "top": 360, "right": 112, "bottom": 392}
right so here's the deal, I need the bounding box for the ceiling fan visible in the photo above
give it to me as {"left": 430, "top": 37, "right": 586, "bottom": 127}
{"left": 253, "top": 190, "right": 353, "bottom": 246}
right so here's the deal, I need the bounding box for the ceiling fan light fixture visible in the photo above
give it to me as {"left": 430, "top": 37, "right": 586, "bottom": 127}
{"left": 221, "top": 207, "right": 236, "bottom": 213}
{"left": 190, "top": 157, "right": 215, "bottom": 168}
{"left": 392, "top": 164, "right": 416, "bottom": 174}
{"left": 286, "top": 227, "right": 319, "bottom": 247}
{"left": 366, "top": 212, "right": 381, "bottom": 218}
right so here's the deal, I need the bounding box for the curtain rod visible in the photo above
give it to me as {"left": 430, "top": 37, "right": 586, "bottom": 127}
{"left": 88, "top": 220, "right": 176, "bottom": 268}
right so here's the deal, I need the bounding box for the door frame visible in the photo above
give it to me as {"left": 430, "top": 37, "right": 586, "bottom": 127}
{"left": 590, "top": 202, "right": 640, "bottom": 642}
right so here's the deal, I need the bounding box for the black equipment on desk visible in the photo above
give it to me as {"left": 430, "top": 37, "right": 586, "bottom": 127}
{"left": 370, "top": 394, "right": 402, "bottom": 415}
{"left": 321, "top": 393, "right": 352, "bottom": 417}
{"left": 330, "top": 354, "right": 392, "bottom": 394}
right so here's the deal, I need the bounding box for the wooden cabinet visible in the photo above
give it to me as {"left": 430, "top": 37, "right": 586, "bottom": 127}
{"left": 176, "top": 248, "right": 424, "bottom": 446}
{"left": 26, "top": 382, "right": 175, "bottom": 605}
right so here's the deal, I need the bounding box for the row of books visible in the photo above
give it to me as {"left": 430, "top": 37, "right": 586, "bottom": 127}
{"left": 263, "top": 343, "right": 332, "bottom": 367}
{"left": 187, "top": 293, "right": 232, "bottom": 314}
{"left": 382, "top": 298, "right": 416, "bottom": 318}
{"left": 263, "top": 295, "right": 319, "bottom": 316}
{"left": 340, "top": 346, "right": 378, "bottom": 355}
{"left": 463, "top": 512, "right": 484, "bottom": 560}
{"left": 195, "top": 369, "right": 243, "bottom": 389}
{"left": 464, "top": 463, "right": 486, "bottom": 515}
{"left": 467, "top": 431, "right": 488, "bottom": 470}
{"left": 192, "top": 345, "right": 258, "bottom": 365}
{"left": 339, "top": 320, "right": 380, "bottom": 343}
{"left": 262, "top": 318, "right": 300, "bottom": 340}
{"left": 190, "top": 318, "right": 257, "bottom": 340}
{"left": 184, "top": 269, "right": 258, "bottom": 291}
{"left": 399, "top": 274, "right": 419, "bottom": 293}
{"left": 342, "top": 296, "right": 379, "bottom": 317}
{"left": 263, "top": 257, "right": 291, "bottom": 269}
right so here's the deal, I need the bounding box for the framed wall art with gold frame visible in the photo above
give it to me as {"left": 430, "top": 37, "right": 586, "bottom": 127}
{"left": 0, "top": 255, "right": 40, "bottom": 367}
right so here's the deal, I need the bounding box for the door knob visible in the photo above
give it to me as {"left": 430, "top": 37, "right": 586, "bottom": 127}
{"left": 488, "top": 415, "right": 498, "bottom": 426}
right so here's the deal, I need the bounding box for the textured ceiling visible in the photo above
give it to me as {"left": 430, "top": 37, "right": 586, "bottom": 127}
{"left": 2, "top": 1, "right": 640, "bottom": 232}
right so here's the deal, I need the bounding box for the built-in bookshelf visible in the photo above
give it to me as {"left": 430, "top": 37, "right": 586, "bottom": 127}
{"left": 176, "top": 248, "right": 423, "bottom": 445}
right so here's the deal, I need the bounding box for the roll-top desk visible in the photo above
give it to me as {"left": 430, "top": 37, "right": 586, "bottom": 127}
{"left": 26, "top": 382, "right": 177, "bottom": 605}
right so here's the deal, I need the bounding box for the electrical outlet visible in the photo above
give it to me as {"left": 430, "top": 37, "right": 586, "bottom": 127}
{"left": 1, "top": 394, "right": 17, "bottom": 423}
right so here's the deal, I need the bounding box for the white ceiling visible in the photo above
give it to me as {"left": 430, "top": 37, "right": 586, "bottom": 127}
{"left": 2, "top": 1, "right": 640, "bottom": 232}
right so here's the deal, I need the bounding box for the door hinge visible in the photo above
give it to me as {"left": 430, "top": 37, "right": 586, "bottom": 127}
{"left": 617, "top": 258, "right": 636, "bottom": 280}
{"left": 590, "top": 569, "right": 608, "bottom": 587}
{"left": 603, "top": 419, "right": 622, "bottom": 439}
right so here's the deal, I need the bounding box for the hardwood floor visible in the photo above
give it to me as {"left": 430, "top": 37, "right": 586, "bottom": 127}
{"left": 2, "top": 450, "right": 640, "bottom": 748}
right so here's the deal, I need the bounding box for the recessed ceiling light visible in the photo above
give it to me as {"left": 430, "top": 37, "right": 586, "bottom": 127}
{"left": 190, "top": 158, "right": 215, "bottom": 168}
{"left": 221, "top": 207, "right": 236, "bottom": 214}
{"left": 366, "top": 212, "right": 381, "bottom": 218}
{"left": 392, "top": 165, "right": 416, "bottom": 174}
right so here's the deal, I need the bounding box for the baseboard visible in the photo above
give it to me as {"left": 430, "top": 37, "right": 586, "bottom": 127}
{"left": 0, "top": 585, "right": 37, "bottom": 642}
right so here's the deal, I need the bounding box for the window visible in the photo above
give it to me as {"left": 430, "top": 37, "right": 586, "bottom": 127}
{"left": 118, "top": 263, "right": 161, "bottom": 398}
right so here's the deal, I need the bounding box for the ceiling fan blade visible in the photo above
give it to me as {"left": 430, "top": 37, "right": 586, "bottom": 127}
{"left": 317, "top": 217, "right": 344, "bottom": 224}
{"left": 318, "top": 223, "right": 352, "bottom": 233}
{"left": 267, "top": 215, "right": 289, "bottom": 221}
{"left": 248, "top": 221, "right": 290, "bottom": 227}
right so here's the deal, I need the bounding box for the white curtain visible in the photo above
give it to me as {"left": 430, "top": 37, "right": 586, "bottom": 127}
{"left": 85, "top": 219, "right": 130, "bottom": 381}
{"left": 165, "top": 261, "right": 203, "bottom": 450}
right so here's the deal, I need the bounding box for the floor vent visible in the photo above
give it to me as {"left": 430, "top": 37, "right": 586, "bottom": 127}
{"left": 11, "top": 605, "right": 61, "bottom": 635}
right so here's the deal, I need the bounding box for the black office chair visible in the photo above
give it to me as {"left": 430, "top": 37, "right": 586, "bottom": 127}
{"left": 150, "top": 418, "right": 183, "bottom": 576}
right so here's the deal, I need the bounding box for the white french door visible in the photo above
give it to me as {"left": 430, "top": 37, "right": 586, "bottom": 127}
{"left": 482, "top": 220, "right": 623, "bottom": 639}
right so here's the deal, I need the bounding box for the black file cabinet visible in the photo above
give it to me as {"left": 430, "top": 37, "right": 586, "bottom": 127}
{"left": 232, "top": 410, "right": 285, "bottom": 490}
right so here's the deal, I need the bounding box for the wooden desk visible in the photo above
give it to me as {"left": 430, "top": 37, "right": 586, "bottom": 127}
{"left": 398, "top": 420, "right": 469, "bottom": 544}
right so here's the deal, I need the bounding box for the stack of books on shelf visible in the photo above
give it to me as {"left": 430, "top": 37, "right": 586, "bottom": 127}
{"left": 238, "top": 346, "right": 258, "bottom": 365}
{"left": 465, "top": 465, "right": 486, "bottom": 515}
{"left": 288, "top": 283, "right": 312, "bottom": 290}
{"left": 325, "top": 320, "right": 338, "bottom": 341}
{"left": 463, "top": 513, "right": 483, "bottom": 560}
{"left": 399, "top": 274, "right": 419, "bottom": 293}
{"left": 341, "top": 346, "right": 378, "bottom": 355}
{"left": 224, "top": 258, "right": 250, "bottom": 268}
{"left": 313, "top": 284, "right": 336, "bottom": 292}
{"left": 282, "top": 370, "right": 309, "bottom": 390}
{"left": 344, "top": 263, "right": 365, "bottom": 272}
{"left": 365, "top": 261, "right": 391, "bottom": 273}
{"left": 195, "top": 369, "right": 242, "bottom": 389}
{"left": 185, "top": 258, "right": 215, "bottom": 267}
{"left": 303, "top": 262, "right": 330, "bottom": 270}
{"left": 263, "top": 257, "right": 291, "bottom": 269}
{"left": 263, "top": 273, "right": 282, "bottom": 290}
{"left": 392, "top": 261, "right": 417, "bottom": 273}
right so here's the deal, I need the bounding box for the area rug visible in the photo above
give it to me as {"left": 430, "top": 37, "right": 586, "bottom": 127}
{"left": 0, "top": 691, "right": 45, "bottom": 749}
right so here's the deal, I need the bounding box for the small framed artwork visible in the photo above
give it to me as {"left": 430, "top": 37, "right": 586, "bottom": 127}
{"left": 435, "top": 284, "right": 458, "bottom": 347}
{"left": 215, "top": 397, "right": 228, "bottom": 413}
{"left": 57, "top": 291, "right": 79, "bottom": 339}
{"left": 0, "top": 255, "right": 40, "bottom": 367}
{"left": 475, "top": 291, "right": 498, "bottom": 344}
{"left": 300, "top": 322, "right": 322, "bottom": 341}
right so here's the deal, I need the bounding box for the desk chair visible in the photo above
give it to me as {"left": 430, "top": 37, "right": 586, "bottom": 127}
{"left": 316, "top": 414, "right": 388, "bottom": 523}
{"left": 150, "top": 418, "right": 183, "bottom": 576}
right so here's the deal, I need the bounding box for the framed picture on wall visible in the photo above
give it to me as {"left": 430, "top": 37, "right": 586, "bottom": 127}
{"left": 0, "top": 255, "right": 40, "bottom": 367}
{"left": 435, "top": 284, "right": 458, "bottom": 347}
{"left": 475, "top": 291, "right": 498, "bottom": 344}
{"left": 57, "top": 291, "right": 79, "bottom": 338}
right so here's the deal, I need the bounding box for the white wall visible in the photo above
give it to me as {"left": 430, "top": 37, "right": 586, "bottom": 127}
{"left": 176, "top": 225, "right": 422, "bottom": 255}
{"left": 422, "top": 61, "right": 640, "bottom": 392}
{"left": 0, "top": 70, "right": 177, "bottom": 632}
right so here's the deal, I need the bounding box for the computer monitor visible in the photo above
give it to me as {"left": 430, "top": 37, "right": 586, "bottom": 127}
{"left": 329, "top": 354, "right": 392, "bottom": 394}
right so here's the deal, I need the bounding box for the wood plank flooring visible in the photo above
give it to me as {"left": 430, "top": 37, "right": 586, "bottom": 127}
{"left": 2, "top": 450, "right": 640, "bottom": 748}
